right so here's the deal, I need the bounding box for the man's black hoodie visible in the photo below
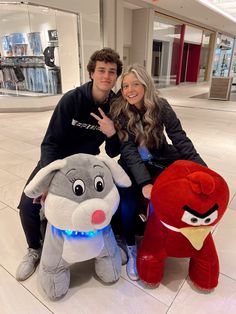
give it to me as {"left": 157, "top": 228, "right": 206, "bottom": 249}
{"left": 40, "top": 81, "right": 120, "bottom": 167}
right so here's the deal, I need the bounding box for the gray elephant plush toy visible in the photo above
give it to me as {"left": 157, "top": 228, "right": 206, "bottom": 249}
{"left": 24, "top": 153, "right": 131, "bottom": 300}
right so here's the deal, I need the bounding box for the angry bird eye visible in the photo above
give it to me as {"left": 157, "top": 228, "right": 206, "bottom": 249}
{"left": 202, "top": 211, "right": 218, "bottom": 225}
{"left": 182, "top": 208, "right": 218, "bottom": 226}
{"left": 182, "top": 211, "right": 202, "bottom": 226}
{"left": 94, "top": 176, "right": 104, "bottom": 192}
{"left": 73, "top": 179, "right": 85, "bottom": 196}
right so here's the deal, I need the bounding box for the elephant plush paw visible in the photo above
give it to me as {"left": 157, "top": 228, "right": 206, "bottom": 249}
{"left": 95, "top": 256, "right": 121, "bottom": 283}
{"left": 39, "top": 267, "right": 70, "bottom": 300}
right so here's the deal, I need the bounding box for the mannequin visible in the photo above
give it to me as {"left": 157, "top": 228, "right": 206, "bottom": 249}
{"left": 43, "top": 41, "right": 60, "bottom": 94}
{"left": 43, "top": 42, "right": 59, "bottom": 68}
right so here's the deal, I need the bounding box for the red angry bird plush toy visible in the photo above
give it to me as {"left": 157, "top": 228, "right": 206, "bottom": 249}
{"left": 137, "top": 160, "right": 229, "bottom": 291}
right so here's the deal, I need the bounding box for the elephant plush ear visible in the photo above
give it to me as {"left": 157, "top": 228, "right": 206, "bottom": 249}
{"left": 24, "top": 159, "right": 67, "bottom": 198}
{"left": 97, "top": 156, "right": 131, "bottom": 187}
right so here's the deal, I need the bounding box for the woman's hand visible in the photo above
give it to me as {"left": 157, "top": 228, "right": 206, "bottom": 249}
{"left": 142, "top": 184, "right": 153, "bottom": 199}
{"left": 90, "top": 107, "right": 116, "bottom": 137}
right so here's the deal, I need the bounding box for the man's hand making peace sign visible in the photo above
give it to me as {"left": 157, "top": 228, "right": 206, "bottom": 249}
{"left": 90, "top": 107, "right": 116, "bottom": 138}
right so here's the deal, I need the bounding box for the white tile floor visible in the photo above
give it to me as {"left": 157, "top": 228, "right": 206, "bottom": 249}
{"left": 0, "top": 83, "right": 236, "bottom": 314}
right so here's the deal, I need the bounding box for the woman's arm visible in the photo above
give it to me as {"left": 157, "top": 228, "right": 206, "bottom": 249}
{"left": 161, "top": 99, "right": 207, "bottom": 166}
{"left": 120, "top": 136, "right": 152, "bottom": 186}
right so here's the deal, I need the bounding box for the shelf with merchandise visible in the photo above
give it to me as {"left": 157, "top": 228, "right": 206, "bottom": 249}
{"left": 3, "top": 55, "right": 44, "bottom": 58}
{"left": 1, "top": 55, "right": 45, "bottom": 67}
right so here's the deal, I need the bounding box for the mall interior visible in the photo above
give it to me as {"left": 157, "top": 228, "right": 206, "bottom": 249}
{"left": 0, "top": 1, "right": 236, "bottom": 313}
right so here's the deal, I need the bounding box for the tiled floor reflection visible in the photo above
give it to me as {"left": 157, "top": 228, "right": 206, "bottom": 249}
{"left": 0, "top": 83, "right": 236, "bottom": 313}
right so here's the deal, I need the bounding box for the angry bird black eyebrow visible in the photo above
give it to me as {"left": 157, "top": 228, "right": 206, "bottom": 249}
{"left": 183, "top": 203, "right": 219, "bottom": 218}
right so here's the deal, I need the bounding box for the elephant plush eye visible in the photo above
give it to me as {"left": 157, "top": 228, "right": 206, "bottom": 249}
{"left": 73, "top": 179, "right": 85, "bottom": 196}
{"left": 94, "top": 176, "right": 104, "bottom": 192}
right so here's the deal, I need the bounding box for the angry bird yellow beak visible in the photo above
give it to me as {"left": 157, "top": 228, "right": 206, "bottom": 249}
{"left": 179, "top": 226, "right": 212, "bottom": 250}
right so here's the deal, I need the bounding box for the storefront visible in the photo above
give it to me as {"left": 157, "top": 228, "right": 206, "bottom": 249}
{"left": 0, "top": 2, "right": 81, "bottom": 97}
{"left": 151, "top": 12, "right": 214, "bottom": 88}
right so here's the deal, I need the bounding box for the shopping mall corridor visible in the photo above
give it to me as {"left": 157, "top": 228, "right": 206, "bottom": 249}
{"left": 0, "top": 83, "right": 236, "bottom": 313}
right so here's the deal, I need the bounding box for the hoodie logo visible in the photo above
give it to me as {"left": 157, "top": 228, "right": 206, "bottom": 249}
{"left": 71, "top": 119, "right": 100, "bottom": 131}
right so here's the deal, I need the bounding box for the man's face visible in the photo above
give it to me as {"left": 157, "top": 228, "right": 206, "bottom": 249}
{"left": 91, "top": 61, "right": 117, "bottom": 93}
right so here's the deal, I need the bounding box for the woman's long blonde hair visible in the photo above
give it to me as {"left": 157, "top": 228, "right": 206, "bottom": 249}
{"left": 110, "top": 63, "right": 163, "bottom": 149}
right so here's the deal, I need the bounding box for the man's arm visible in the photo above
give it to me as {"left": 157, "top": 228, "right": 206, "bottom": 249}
{"left": 40, "top": 93, "right": 73, "bottom": 167}
{"left": 90, "top": 107, "right": 120, "bottom": 157}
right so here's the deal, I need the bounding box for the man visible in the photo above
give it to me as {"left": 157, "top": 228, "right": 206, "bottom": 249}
{"left": 16, "top": 48, "right": 123, "bottom": 281}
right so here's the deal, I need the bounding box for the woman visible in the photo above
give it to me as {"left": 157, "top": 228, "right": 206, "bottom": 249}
{"left": 110, "top": 63, "right": 206, "bottom": 281}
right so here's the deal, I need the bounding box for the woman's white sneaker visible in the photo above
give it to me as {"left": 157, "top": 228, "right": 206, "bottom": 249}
{"left": 126, "top": 245, "right": 139, "bottom": 281}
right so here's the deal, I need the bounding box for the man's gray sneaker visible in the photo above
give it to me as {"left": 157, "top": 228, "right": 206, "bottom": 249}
{"left": 16, "top": 248, "right": 41, "bottom": 281}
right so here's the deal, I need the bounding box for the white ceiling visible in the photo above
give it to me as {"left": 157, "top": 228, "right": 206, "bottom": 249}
{"left": 128, "top": 0, "right": 236, "bottom": 37}
{"left": 211, "top": 0, "right": 236, "bottom": 18}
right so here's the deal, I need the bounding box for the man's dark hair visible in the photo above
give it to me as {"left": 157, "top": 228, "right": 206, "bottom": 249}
{"left": 87, "top": 47, "right": 123, "bottom": 79}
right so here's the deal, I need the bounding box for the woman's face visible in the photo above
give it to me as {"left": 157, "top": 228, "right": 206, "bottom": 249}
{"left": 122, "top": 73, "right": 145, "bottom": 109}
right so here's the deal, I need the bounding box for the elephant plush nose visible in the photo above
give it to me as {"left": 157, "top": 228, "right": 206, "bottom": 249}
{"left": 91, "top": 210, "right": 106, "bottom": 224}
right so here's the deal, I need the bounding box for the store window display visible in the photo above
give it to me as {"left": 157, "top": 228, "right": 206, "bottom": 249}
{"left": 0, "top": 3, "right": 80, "bottom": 97}
{"left": 0, "top": 30, "right": 61, "bottom": 95}
{"left": 28, "top": 32, "right": 43, "bottom": 56}
{"left": 0, "top": 31, "right": 53, "bottom": 95}
{"left": 212, "top": 35, "right": 234, "bottom": 78}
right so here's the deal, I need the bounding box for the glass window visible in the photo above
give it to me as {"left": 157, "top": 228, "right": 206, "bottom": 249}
{"left": 229, "top": 39, "right": 236, "bottom": 84}
{"left": 212, "top": 34, "right": 234, "bottom": 77}
{"left": 152, "top": 15, "right": 182, "bottom": 88}
{"left": 0, "top": 3, "right": 80, "bottom": 97}
{"left": 185, "top": 26, "right": 202, "bottom": 44}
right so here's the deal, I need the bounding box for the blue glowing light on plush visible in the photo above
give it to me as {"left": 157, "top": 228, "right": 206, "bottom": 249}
{"left": 51, "top": 225, "right": 107, "bottom": 239}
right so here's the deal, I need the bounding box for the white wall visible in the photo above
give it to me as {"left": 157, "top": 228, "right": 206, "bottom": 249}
{"left": 132, "top": 8, "right": 153, "bottom": 73}
{"left": 102, "top": 0, "right": 124, "bottom": 62}
{"left": 116, "top": 0, "right": 124, "bottom": 62}
{"left": 124, "top": 8, "right": 132, "bottom": 47}
{"left": 102, "top": 2, "right": 154, "bottom": 74}
{"left": 102, "top": 0, "right": 116, "bottom": 49}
